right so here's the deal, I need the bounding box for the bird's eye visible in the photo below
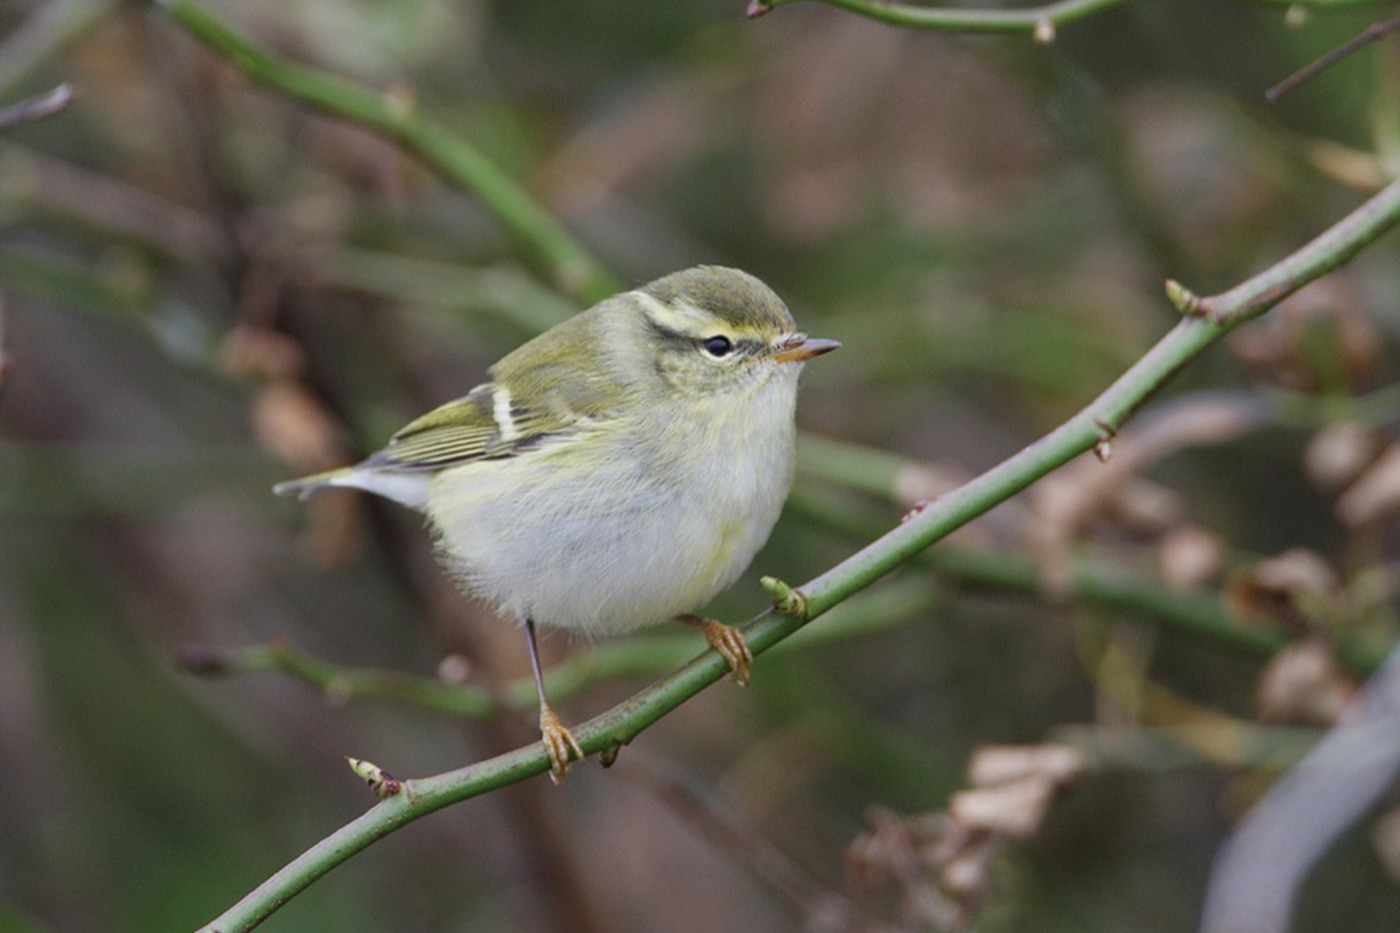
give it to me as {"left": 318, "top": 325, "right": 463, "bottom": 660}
{"left": 702, "top": 335, "right": 733, "bottom": 358}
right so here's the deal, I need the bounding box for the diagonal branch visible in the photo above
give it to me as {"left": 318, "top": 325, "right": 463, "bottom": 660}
{"left": 747, "top": 0, "right": 1132, "bottom": 39}
{"left": 1265, "top": 17, "right": 1400, "bottom": 103}
{"left": 196, "top": 165, "right": 1400, "bottom": 933}
{"left": 749, "top": 0, "right": 1397, "bottom": 37}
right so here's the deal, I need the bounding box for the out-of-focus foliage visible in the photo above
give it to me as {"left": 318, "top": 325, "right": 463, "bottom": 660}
{"left": 3, "top": 1, "right": 1400, "bottom": 930}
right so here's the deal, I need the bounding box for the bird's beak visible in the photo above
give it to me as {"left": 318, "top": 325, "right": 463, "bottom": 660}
{"left": 771, "top": 334, "right": 841, "bottom": 364}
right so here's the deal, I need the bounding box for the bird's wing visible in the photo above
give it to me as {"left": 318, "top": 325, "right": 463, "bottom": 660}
{"left": 362, "top": 312, "right": 622, "bottom": 472}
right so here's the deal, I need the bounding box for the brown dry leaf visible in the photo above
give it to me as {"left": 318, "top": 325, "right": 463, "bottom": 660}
{"left": 952, "top": 744, "right": 1084, "bottom": 841}
{"left": 937, "top": 831, "right": 998, "bottom": 906}
{"left": 1255, "top": 639, "right": 1355, "bottom": 727}
{"left": 845, "top": 809, "right": 906, "bottom": 888}
{"left": 949, "top": 777, "right": 1060, "bottom": 841}
{"left": 843, "top": 807, "right": 894, "bottom": 888}
{"left": 1247, "top": 550, "right": 1338, "bottom": 593}
{"left": 1110, "top": 478, "right": 1183, "bottom": 535}
{"left": 252, "top": 380, "right": 349, "bottom": 474}
{"left": 1337, "top": 443, "right": 1400, "bottom": 528}
{"left": 1223, "top": 549, "right": 1338, "bottom": 631}
{"left": 1158, "top": 525, "right": 1227, "bottom": 590}
{"left": 844, "top": 746, "right": 1083, "bottom": 927}
{"left": 218, "top": 326, "right": 307, "bottom": 381}
{"left": 966, "top": 743, "right": 1084, "bottom": 787}
{"left": 1305, "top": 422, "right": 1380, "bottom": 491}
{"left": 845, "top": 807, "right": 968, "bottom": 929}
{"left": 255, "top": 378, "right": 366, "bottom": 569}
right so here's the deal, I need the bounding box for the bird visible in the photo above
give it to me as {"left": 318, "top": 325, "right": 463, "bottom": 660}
{"left": 275, "top": 265, "right": 839, "bottom": 782}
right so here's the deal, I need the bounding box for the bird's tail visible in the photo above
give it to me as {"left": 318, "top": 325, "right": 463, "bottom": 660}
{"left": 272, "top": 467, "right": 355, "bottom": 501}
{"left": 274, "top": 465, "right": 430, "bottom": 510}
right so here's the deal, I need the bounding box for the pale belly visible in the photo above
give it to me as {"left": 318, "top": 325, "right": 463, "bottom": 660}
{"left": 425, "top": 439, "right": 791, "bottom": 637}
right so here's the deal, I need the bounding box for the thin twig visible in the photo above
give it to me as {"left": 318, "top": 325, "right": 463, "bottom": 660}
{"left": 0, "top": 83, "right": 74, "bottom": 132}
{"left": 749, "top": 0, "right": 1391, "bottom": 38}
{"left": 1266, "top": 18, "right": 1400, "bottom": 103}
{"left": 748, "top": 0, "right": 1131, "bottom": 40}
{"left": 176, "top": 642, "right": 500, "bottom": 718}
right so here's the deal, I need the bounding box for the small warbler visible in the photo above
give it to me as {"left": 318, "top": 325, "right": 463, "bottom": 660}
{"left": 275, "top": 266, "right": 838, "bottom": 782}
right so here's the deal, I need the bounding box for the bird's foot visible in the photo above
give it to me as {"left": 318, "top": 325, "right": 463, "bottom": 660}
{"left": 540, "top": 705, "right": 584, "bottom": 785}
{"left": 678, "top": 614, "right": 753, "bottom": 686}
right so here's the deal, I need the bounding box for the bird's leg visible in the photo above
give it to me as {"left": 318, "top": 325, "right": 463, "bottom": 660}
{"left": 675, "top": 614, "right": 752, "bottom": 686}
{"left": 524, "top": 618, "right": 583, "bottom": 784}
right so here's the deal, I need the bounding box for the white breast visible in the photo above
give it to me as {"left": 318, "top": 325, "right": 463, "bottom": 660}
{"left": 425, "top": 367, "right": 801, "bottom": 637}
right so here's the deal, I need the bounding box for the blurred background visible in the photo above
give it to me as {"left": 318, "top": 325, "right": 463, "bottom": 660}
{"left": 3, "top": 0, "right": 1400, "bottom": 930}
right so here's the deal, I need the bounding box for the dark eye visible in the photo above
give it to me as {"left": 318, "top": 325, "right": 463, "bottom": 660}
{"left": 702, "top": 335, "right": 733, "bottom": 358}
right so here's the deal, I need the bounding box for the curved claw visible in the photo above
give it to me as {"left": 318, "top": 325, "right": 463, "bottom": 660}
{"left": 540, "top": 706, "right": 584, "bottom": 785}
{"left": 680, "top": 615, "right": 753, "bottom": 686}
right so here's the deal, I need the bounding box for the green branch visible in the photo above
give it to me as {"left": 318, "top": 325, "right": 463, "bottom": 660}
{"left": 748, "top": 0, "right": 1392, "bottom": 35}
{"left": 748, "top": 0, "right": 1133, "bottom": 37}
{"left": 177, "top": 636, "right": 703, "bottom": 716}
{"left": 176, "top": 643, "right": 499, "bottom": 718}
{"left": 197, "top": 170, "right": 1400, "bottom": 933}
{"left": 152, "top": 0, "right": 620, "bottom": 302}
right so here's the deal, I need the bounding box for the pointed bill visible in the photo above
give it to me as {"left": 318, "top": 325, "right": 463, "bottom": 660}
{"left": 771, "top": 335, "right": 840, "bottom": 364}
